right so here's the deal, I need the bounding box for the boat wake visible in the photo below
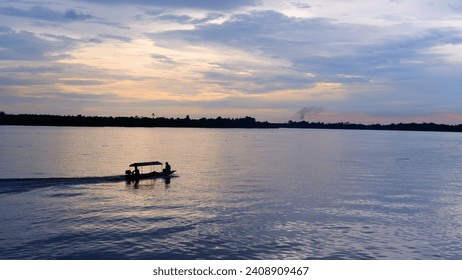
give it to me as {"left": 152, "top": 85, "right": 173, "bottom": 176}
{"left": 0, "top": 175, "right": 125, "bottom": 195}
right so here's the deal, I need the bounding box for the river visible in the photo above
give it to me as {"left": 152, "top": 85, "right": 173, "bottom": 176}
{"left": 1, "top": 126, "right": 461, "bottom": 259}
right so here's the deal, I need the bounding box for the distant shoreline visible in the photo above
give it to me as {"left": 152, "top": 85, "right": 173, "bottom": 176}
{"left": 1, "top": 112, "right": 462, "bottom": 132}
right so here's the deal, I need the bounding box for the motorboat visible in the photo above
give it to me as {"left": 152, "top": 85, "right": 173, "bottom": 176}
{"left": 125, "top": 161, "right": 175, "bottom": 181}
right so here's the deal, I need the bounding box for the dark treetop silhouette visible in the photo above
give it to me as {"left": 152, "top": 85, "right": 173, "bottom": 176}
{"left": 1, "top": 112, "right": 462, "bottom": 132}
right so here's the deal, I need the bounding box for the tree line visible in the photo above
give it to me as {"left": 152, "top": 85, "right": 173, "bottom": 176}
{"left": 1, "top": 112, "right": 462, "bottom": 132}
{"left": 0, "top": 112, "right": 275, "bottom": 128}
{"left": 282, "top": 120, "right": 462, "bottom": 132}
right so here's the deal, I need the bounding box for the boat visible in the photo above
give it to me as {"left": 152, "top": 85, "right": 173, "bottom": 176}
{"left": 125, "top": 161, "right": 176, "bottom": 181}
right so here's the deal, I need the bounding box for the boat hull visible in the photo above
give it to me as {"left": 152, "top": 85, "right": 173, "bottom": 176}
{"left": 125, "top": 170, "right": 176, "bottom": 181}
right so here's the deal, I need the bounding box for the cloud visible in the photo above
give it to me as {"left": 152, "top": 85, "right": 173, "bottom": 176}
{"left": 0, "top": 76, "right": 34, "bottom": 86}
{"left": 56, "top": 79, "right": 107, "bottom": 86}
{"left": 140, "top": 8, "right": 462, "bottom": 111}
{"left": 144, "top": 11, "right": 376, "bottom": 86}
{"left": 151, "top": 54, "right": 176, "bottom": 64}
{"left": 0, "top": 4, "right": 130, "bottom": 30}
{"left": 64, "top": 9, "right": 93, "bottom": 21}
{"left": 98, "top": 34, "right": 132, "bottom": 42}
{"left": 291, "top": 2, "right": 312, "bottom": 9}
{"left": 0, "top": 5, "right": 93, "bottom": 22}
{"left": 80, "top": 0, "right": 259, "bottom": 10}
{"left": 140, "top": 9, "right": 226, "bottom": 26}
{"left": 427, "top": 43, "right": 462, "bottom": 63}
{"left": 0, "top": 29, "right": 77, "bottom": 60}
{"left": 150, "top": 12, "right": 224, "bottom": 25}
{"left": 151, "top": 10, "right": 388, "bottom": 61}
{"left": 0, "top": 59, "right": 134, "bottom": 93}
{"left": 155, "top": 14, "right": 194, "bottom": 24}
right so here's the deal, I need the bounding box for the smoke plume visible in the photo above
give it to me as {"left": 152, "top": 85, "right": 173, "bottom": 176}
{"left": 296, "top": 106, "right": 324, "bottom": 120}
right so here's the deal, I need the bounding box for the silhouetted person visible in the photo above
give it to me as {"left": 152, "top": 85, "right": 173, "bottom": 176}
{"left": 163, "top": 162, "right": 171, "bottom": 173}
{"left": 133, "top": 166, "right": 140, "bottom": 176}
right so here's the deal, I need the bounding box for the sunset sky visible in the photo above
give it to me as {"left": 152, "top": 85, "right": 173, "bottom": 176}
{"left": 1, "top": 0, "right": 462, "bottom": 123}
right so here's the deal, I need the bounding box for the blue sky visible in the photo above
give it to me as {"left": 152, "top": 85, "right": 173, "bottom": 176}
{"left": 1, "top": 0, "right": 462, "bottom": 123}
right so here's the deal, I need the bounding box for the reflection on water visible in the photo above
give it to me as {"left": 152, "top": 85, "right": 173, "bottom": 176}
{"left": 1, "top": 127, "right": 462, "bottom": 259}
{"left": 126, "top": 177, "right": 172, "bottom": 190}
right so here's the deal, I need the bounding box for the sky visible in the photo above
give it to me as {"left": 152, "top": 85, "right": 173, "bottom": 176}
{"left": 1, "top": 0, "right": 462, "bottom": 124}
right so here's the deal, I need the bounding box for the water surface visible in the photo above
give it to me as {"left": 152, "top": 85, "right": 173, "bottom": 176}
{"left": 1, "top": 126, "right": 461, "bottom": 259}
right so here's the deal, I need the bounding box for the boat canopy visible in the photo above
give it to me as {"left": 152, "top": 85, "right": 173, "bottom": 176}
{"left": 129, "top": 161, "right": 162, "bottom": 167}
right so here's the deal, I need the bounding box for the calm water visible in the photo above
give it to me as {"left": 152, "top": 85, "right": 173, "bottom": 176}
{"left": 1, "top": 126, "right": 462, "bottom": 259}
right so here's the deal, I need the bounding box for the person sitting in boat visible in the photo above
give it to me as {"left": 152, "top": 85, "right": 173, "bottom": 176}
{"left": 163, "top": 162, "right": 171, "bottom": 173}
{"left": 132, "top": 166, "right": 140, "bottom": 176}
